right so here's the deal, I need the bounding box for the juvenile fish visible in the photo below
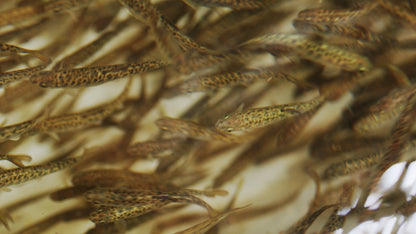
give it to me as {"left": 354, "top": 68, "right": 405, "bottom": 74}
{"left": 161, "top": 16, "right": 212, "bottom": 54}
{"left": 156, "top": 117, "right": 240, "bottom": 142}
{"left": 89, "top": 200, "right": 169, "bottom": 224}
{"left": 243, "top": 33, "right": 372, "bottom": 71}
{"left": 85, "top": 188, "right": 225, "bottom": 223}
{"left": 293, "top": 20, "right": 395, "bottom": 45}
{"left": 0, "top": 157, "right": 80, "bottom": 190}
{"left": 354, "top": 86, "right": 416, "bottom": 134}
{"left": 85, "top": 187, "right": 225, "bottom": 215}
{"left": 119, "top": 0, "right": 188, "bottom": 58}
{"left": 176, "top": 69, "right": 306, "bottom": 93}
{"left": 286, "top": 205, "right": 337, "bottom": 234}
{"left": 216, "top": 96, "right": 324, "bottom": 132}
{"left": 320, "top": 207, "right": 345, "bottom": 233}
{"left": 120, "top": 0, "right": 212, "bottom": 59}
{"left": 0, "top": 112, "right": 46, "bottom": 142}
{"left": 310, "top": 135, "right": 386, "bottom": 159}
{"left": 127, "top": 137, "right": 186, "bottom": 158}
{"left": 85, "top": 187, "right": 227, "bottom": 204}
{"left": 0, "top": 43, "right": 50, "bottom": 63}
{"left": 295, "top": 39, "right": 372, "bottom": 72}
{"left": 322, "top": 150, "right": 383, "bottom": 180}
{"left": 30, "top": 61, "right": 166, "bottom": 88}
{"left": 356, "top": 92, "right": 416, "bottom": 209}
{"left": 185, "top": 0, "right": 273, "bottom": 9}
{"left": 52, "top": 22, "right": 131, "bottom": 70}
{"left": 0, "top": 64, "right": 47, "bottom": 88}
{"left": 0, "top": 154, "right": 32, "bottom": 168}
{"left": 30, "top": 79, "right": 130, "bottom": 134}
{"left": 296, "top": 6, "right": 372, "bottom": 24}
{"left": 322, "top": 135, "right": 416, "bottom": 180}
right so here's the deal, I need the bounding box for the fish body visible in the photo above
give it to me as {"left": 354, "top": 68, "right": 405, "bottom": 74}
{"left": 245, "top": 33, "right": 372, "bottom": 71}
{"left": 0, "top": 158, "right": 79, "bottom": 189}
{"left": 178, "top": 69, "right": 298, "bottom": 93}
{"left": 156, "top": 117, "right": 239, "bottom": 142}
{"left": 186, "top": 0, "right": 271, "bottom": 9}
{"left": 354, "top": 86, "right": 416, "bottom": 134}
{"left": 0, "top": 65, "right": 47, "bottom": 87}
{"left": 0, "top": 119, "right": 39, "bottom": 142}
{"left": 30, "top": 61, "right": 165, "bottom": 88}
{"left": 216, "top": 97, "right": 324, "bottom": 131}
{"left": 322, "top": 151, "right": 382, "bottom": 180}
{"left": 89, "top": 201, "right": 168, "bottom": 224}
{"left": 0, "top": 43, "right": 50, "bottom": 63}
{"left": 297, "top": 7, "right": 368, "bottom": 24}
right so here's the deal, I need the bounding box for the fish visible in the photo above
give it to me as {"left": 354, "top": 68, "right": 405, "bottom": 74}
{"left": 85, "top": 187, "right": 225, "bottom": 214}
{"left": 286, "top": 205, "right": 337, "bottom": 234}
{"left": 89, "top": 200, "right": 169, "bottom": 224}
{"left": 126, "top": 137, "right": 187, "bottom": 158}
{"left": 184, "top": 0, "right": 273, "bottom": 9}
{"left": 354, "top": 86, "right": 416, "bottom": 134}
{"left": 0, "top": 111, "right": 47, "bottom": 143}
{"left": 176, "top": 68, "right": 307, "bottom": 93}
{"left": 356, "top": 92, "right": 416, "bottom": 209}
{"left": 0, "top": 43, "right": 50, "bottom": 63}
{"left": 52, "top": 21, "right": 131, "bottom": 70}
{"left": 322, "top": 150, "right": 383, "bottom": 180}
{"left": 320, "top": 207, "right": 345, "bottom": 233}
{"left": 30, "top": 79, "right": 131, "bottom": 135}
{"left": 0, "top": 154, "right": 32, "bottom": 168}
{"left": 30, "top": 61, "right": 166, "bottom": 88}
{"left": 215, "top": 96, "right": 324, "bottom": 132}
{"left": 0, "top": 64, "right": 47, "bottom": 88}
{"left": 243, "top": 33, "right": 372, "bottom": 71}
{"left": 0, "top": 157, "right": 80, "bottom": 190}
{"left": 296, "top": 6, "right": 372, "bottom": 24}
{"left": 156, "top": 117, "right": 240, "bottom": 142}
{"left": 86, "top": 187, "right": 226, "bottom": 223}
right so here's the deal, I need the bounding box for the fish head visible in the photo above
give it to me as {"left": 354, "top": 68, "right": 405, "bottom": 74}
{"left": 30, "top": 71, "right": 55, "bottom": 88}
{"left": 215, "top": 114, "right": 242, "bottom": 132}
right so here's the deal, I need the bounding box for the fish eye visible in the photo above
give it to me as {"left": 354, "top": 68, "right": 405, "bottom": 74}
{"left": 40, "top": 82, "right": 48, "bottom": 88}
{"left": 226, "top": 127, "right": 233, "bottom": 132}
